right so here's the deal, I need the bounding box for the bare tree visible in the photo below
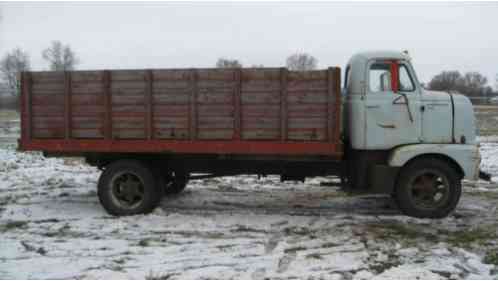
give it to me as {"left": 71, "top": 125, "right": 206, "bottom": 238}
{"left": 0, "top": 47, "right": 30, "bottom": 96}
{"left": 286, "top": 52, "right": 318, "bottom": 71}
{"left": 42, "top": 40, "right": 79, "bottom": 71}
{"left": 494, "top": 74, "right": 498, "bottom": 92}
{"left": 428, "top": 70, "right": 491, "bottom": 101}
{"left": 460, "top": 72, "right": 488, "bottom": 97}
{"left": 216, "top": 58, "right": 242, "bottom": 68}
{"left": 428, "top": 71, "right": 463, "bottom": 92}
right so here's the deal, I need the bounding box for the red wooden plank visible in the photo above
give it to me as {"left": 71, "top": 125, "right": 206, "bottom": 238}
{"left": 20, "top": 72, "right": 26, "bottom": 143}
{"left": 242, "top": 105, "right": 280, "bottom": 117}
{"left": 333, "top": 67, "right": 341, "bottom": 143}
{"left": 21, "top": 139, "right": 342, "bottom": 157}
{"left": 23, "top": 72, "right": 32, "bottom": 141}
{"left": 280, "top": 68, "right": 287, "bottom": 141}
{"left": 233, "top": 69, "right": 241, "bottom": 140}
{"left": 64, "top": 72, "right": 72, "bottom": 139}
{"left": 71, "top": 94, "right": 104, "bottom": 106}
{"left": 153, "top": 105, "right": 190, "bottom": 117}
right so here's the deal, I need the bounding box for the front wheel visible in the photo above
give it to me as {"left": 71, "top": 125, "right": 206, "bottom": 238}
{"left": 395, "top": 158, "right": 462, "bottom": 219}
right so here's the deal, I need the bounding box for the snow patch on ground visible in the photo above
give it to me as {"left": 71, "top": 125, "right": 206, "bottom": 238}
{"left": 1, "top": 136, "right": 498, "bottom": 278}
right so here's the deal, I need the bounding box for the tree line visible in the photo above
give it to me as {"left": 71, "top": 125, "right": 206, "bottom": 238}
{"left": 1, "top": 45, "right": 497, "bottom": 106}
{"left": 426, "top": 70, "right": 495, "bottom": 100}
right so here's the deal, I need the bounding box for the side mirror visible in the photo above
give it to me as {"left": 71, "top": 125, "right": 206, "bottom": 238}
{"left": 380, "top": 72, "right": 392, "bottom": 92}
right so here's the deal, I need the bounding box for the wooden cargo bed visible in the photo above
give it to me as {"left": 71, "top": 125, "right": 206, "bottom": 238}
{"left": 19, "top": 67, "right": 343, "bottom": 157}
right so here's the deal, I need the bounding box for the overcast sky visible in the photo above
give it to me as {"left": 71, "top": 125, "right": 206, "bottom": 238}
{"left": 0, "top": 1, "right": 497, "bottom": 85}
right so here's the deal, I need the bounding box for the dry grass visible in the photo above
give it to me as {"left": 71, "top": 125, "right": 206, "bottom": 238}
{"left": 0, "top": 109, "right": 19, "bottom": 120}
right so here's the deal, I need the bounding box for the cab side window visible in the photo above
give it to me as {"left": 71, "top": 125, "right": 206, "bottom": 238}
{"left": 399, "top": 65, "right": 415, "bottom": 92}
{"left": 369, "top": 63, "right": 391, "bottom": 92}
{"left": 369, "top": 62, "right": 416, "bottom": 93}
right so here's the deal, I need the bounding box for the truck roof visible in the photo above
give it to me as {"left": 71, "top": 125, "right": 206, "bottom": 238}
{"left": 349, "top": 50, "right": 410, "bottom": 65}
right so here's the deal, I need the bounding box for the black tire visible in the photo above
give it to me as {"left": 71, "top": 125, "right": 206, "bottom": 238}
{"left": 97, "top": 160, "right": 162, "bottom": 216}
{"left": 162, "top": 169, "right": 189, "bottom": 195}
{"left": 395, "top": 158, "right": 461, "bottom": 219}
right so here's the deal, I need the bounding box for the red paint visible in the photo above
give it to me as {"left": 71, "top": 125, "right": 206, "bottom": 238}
{"left": 19, "top": 139, "right": 342, "bottom": 157}
{"left": 390, "top": 60, "right": 399, "bottom": 93}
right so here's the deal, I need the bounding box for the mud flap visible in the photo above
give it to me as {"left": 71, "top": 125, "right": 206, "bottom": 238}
{"left": 368, "top": 165, "right": 400, "bottom": 194}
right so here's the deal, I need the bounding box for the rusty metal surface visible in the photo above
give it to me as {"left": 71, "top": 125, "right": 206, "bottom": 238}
{"left": 20, "top": 67, "right": 343, "bottom": 156}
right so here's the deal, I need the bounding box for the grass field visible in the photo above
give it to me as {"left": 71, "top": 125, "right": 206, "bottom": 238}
{"left": 474, "top": 105, "right": 498, "bottom": 136}
{"left": 0, "top": 109, "right": 18, "bottom": 120}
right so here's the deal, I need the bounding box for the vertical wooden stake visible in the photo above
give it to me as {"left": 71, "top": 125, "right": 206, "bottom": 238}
{"left": 190, "top": 70, "right": 198, "bottom": 140}
{"left": 333, "top": 67, "right": 341, "bottom": 143}
{"left": 24, "top": 72, "right": 32, "bottom": 141}
{"left": 233, "top": 69, "right": 242, "bottom": 140}
{"left": 64, "top": 72, "right": 72, "bottom": 139}
{"left": 280, "top": 68, "right": 288, "bottom": 141}
{"left": 327, "top": 67, "right": 333, "bottom": 142}
{"left": 20, "top": 72, "right": 32, "bottom": 143}
{"left": 103, "top": 71, "right": 112, "bottom": 140}
{"left": 146, "top": 70, "right": 153, "bottom": 140}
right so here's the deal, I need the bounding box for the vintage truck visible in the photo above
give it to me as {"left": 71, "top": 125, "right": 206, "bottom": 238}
{"left": 18, "top": 51, "right": 481, "bottom": 218}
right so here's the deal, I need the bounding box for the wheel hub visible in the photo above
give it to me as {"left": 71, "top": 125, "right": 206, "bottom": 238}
{"left": 111, "top": 172, "right": 145, "bottom": 208}
{"left": 409, "top": 170, "right": 449, "bottom": 210}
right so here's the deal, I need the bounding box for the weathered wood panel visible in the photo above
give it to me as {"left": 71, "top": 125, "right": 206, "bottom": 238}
{"left": 154, "top": 117, "right": 188, "bottom": 129}
{"left": 242, "top": 130, "right": 280, "bottom": 140}
{"left": 71, "top": 71, "right": 104, "bottom": 83}
{"left": 72, "top": 105, "right": 105, "bottom": 115}
{"left": 72, "top": 129, "right": 104, "bottom": 138}
{"left": 31, "top": 94, "right": 65, "bottom": 105}
{"left": 24, "top": 67, "right": 341, "bottom": 150}
{"left": 32, "top": 128, "right": 64, "bottom": 138}
{"left": 112, "top": 129, "right": 146, "bottom": 139}
{"left": 71, "top": 94, "right": 104, "bottom": 106}
{"left": 241, "top": 91, "right": 280, "bottom": 104}
{"left": 155, "top": 129, "right": 189, "bottom": 139}
{"left": 72, "top": 82, "right": 104, "bottom": 94}
{"left": 197, "top": 129, "right": 233, "bottom": 140}
{"left": 32, "top": 83, "right": 65, "bottom": 92}
{"left": 288, "top": 129, "right": 327, "bottom": 141}
{"left": 241, "top": 105, "right": 280, "bottom": 117}
{"left": 31, "top": 72, "right": 65, "bottom": 83}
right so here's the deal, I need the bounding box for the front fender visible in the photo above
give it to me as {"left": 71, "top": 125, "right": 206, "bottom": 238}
{"left": 388, "top": 144, "right": 480, "bottom": 181}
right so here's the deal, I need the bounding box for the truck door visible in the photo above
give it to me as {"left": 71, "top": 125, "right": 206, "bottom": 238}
{"left": 364, "top": 60, "right": 421, "bottom": 149}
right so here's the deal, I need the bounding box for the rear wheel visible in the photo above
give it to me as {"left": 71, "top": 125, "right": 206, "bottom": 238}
{"left": 97, "top": 160, "right": 162, "bottom": 216}
{"left": 395, "top": 158, "right": 461, "bottom": 218}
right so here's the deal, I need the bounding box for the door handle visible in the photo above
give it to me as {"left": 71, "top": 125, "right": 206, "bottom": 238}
{"left": 366, "top": 105, "right": 380, "bottom": 109}
{"left": 378, "top": 123, "right": 396, "bottom": 129}
{"left": 420, "top": 105, "right": 425, "bottom": 112}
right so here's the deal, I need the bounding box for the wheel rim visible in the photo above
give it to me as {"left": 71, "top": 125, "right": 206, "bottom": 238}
{"left": 110, "top": 171, "right": 145, "bottom": 209}
{"left": 408, "top": 169, "right": 450, "bottom": 211}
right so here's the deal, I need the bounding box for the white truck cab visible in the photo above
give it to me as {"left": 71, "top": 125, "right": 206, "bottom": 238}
{"left": 343, "top": 51, "right": 481, "bottom": 218}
